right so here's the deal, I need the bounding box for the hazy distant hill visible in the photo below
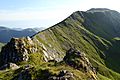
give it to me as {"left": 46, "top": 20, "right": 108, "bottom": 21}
{"left": 0, "top": 26, "right": 44, "bottom": 43}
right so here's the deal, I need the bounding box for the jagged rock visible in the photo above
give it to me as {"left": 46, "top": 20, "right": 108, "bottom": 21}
{"left": 63, "top": 48, "right": 97, "bottom": 80}
{"left": 49, "top": 70, "right": 74, "bottom": 80}
{"left": 0, "top": 37, "right": 38, "bottom": 66}
{"left": 0, "top": 63, "right": 19, "bottom": 70}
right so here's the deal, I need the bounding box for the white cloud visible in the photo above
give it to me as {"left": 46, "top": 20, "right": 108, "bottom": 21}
{"left": 0, "top": 7, "right": 73, "bottom": 21}
{"left": 0, "top": 8, "right": 73, "bottom": 28}
{"left": 0, "top": 0, "right": 120, "bottom": 28}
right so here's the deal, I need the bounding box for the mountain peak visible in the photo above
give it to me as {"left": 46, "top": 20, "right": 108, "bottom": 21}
{"left": 87, "top": 8, "right": 111, "bottom": 12}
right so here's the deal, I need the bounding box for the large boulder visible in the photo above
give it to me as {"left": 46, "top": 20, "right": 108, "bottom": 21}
{"left": 63, "top": 48, "right": 97, "bottom": 80}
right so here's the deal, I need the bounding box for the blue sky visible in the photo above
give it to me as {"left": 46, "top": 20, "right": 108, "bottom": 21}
{"left": 0, "top": 0, "right": 120, "bottom": 29}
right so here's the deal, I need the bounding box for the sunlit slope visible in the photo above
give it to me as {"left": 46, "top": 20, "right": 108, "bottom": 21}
{"left": 33, "top": 8, "right": 120, "bottom": 80}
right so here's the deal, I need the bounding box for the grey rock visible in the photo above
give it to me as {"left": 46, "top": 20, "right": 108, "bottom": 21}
{"left": 0, "top": 37, "right": 38, "bottom": 65}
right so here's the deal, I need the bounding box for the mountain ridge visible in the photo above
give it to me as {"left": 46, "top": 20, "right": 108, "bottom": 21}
{"left": 0, "top": 8, "right": 120, "bottom": 80}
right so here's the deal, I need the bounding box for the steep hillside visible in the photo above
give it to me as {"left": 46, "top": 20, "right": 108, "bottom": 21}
{"left": 32, "top": 9, "right": 120, "bottom": 79}
{"left": 32, "top": 8, "right": 120, "bottom": 79}
{"left": 0, "top": 27, "right": 44, "bottom": 43}
{"left": 82, "top": 8, "right": 120, "bottom": 39}
{"left": 67, "top": 8, "right": 120, "bottom": 73}
{"left": 0, "top": 8, "right": 120, "bottom": 80}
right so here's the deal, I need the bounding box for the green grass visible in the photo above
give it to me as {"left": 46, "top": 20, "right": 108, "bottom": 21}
{"left": 32, "top": 12, "right": 120, "bottom": 79}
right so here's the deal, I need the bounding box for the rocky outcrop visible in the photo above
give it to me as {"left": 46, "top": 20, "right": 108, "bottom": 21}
{"left": 64, "top": 48, "right": 97, "bottom": 80}
{"left": 33, "top": 37, "right": 63, "bottom": 62}
{"left": 0, "top": 36, "right": 38, "bottom": 66}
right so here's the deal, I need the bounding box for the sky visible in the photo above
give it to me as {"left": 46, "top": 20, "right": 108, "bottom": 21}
{"left": 0, "top": 0, "right": 120, "bottom": 29}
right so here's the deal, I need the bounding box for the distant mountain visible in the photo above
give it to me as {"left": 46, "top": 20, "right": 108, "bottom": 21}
{"left": 0, "top": 26, "right": 44, "bottom": 43}
{"left": 1, "top": 8, "right": 120, "bottom": 80}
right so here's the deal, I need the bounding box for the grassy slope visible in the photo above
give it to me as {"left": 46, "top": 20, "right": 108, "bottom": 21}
{"left": 81, "top": 10, "right": 120, "bottom": 39}
{"left": 105, "top": 38, "right": 120, "bottom": 73}
{"left": 32, "top": 12, "right": 120, "bottom": 80}
{"left": 78, "top": 10, "right": 120, "bottom": 74}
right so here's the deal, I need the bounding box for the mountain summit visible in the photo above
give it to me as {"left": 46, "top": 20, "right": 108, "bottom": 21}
{"left": 87, "top": 8, "right": 111, "bottom": 12}
{"left": 0, "top": 8, "right": 120, "bottom": 80}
